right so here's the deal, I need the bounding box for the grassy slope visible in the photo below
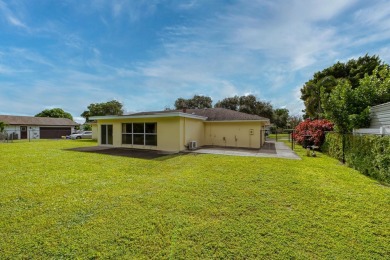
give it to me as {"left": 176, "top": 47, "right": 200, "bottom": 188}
{"left": 0, "top": 140, "right": 389, "bottom": 259}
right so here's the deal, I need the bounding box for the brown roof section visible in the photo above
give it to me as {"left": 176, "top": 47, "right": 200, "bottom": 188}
{"left": 130, "top": 108, "right": 269, "bottom": 121}
{"left": 0, "top": 115, "right": 78, "bottom": 126}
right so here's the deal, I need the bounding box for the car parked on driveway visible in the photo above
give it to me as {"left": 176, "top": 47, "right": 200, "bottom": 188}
{"left": 69, "top": 131, "right": 92, "bottom": 140}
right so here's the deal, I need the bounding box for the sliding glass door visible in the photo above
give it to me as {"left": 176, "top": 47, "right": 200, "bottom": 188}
{"left": 101, "top": 124, "right": 113, "bottom": 145}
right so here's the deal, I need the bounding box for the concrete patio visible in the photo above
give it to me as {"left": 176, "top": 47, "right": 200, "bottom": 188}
{"left": 191, "top": 140, "right": 301, "bottom": 160}
{"left": 69, "top": 140, "right": 301, "bottom": 160}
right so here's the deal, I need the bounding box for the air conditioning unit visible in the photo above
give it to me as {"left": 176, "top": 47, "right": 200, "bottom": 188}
{"left": 188, "top": 141, "right": 197, "bottom": 150}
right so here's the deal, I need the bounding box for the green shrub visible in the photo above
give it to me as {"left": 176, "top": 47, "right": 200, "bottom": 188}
{"left": 321, "top": 132, "right": 343, "bottom": 161}
{"left": 323, "top": 133, "right": 390, "bottom": 184}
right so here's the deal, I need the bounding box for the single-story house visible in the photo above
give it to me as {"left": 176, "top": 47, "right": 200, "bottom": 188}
{"left": 90, "top": 108, "right": 270, "bottom": 152}
{"left": 354, "top": 102, "right": 390, "bottom": 135}
{"left": 0, "top": 115, "right": 78, "bottom": 139}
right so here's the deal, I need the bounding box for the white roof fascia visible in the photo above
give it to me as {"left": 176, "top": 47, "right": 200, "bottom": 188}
{"left": 90, "top": 112, "right": 208, "bottom": 121}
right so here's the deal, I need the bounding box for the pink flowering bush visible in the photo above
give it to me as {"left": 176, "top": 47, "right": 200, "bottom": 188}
{"left": 294, "top": 119, "right": 334, "bottom": 147}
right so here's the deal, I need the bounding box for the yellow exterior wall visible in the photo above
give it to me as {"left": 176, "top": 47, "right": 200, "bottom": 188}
{"left": 204, "top": 122, "right": 263, "bottom": 149}
{"left": 96, "top": 117, "right": 182, "bottom": 152}
{"left": 91, "top": 124, "right": 98, "bottom": 140}
{"left": 96, "top": 117, "right": 267, "bottom": 152}
{"left": 179, "top": 117, "right": 205, "bottom": 149}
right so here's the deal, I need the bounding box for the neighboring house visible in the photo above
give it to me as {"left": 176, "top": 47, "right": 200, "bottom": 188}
{"left": 0, "top": 115, "right": 78, "bottom": 140}
{"left": 90, "top": 108, "right": 270, "bottom": 152}
{"left": 354, "top": 101, "right": 390, "bottom": 135}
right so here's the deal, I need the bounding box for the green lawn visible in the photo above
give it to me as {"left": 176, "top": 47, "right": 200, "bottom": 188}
{"left": 268, "top": 133, "right": 291, "bottom": 140}
{"left": 0, "top": 140, "right": 389, "bottom": 259}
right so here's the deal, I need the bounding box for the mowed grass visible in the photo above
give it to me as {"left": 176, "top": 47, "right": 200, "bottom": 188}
{"left": 0, "top": 140, "right": 389, "bottom": 259}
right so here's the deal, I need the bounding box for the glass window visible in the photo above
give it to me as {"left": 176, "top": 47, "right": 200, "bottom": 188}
{"left": 101, "top": 125, "right": 113, "bottom": 145}
{"left": 107, "top": 125, "right": 113, "bottom": 145}
{"left": 145, "top": 123, "right": 157, "bottom": 133}
{"left": 145, "top": 135, "right": 157, "bottom": 146}
{"left": 122, "top": 134, "right": 132, "bottom": 144}
{"left": 133, "top": 123, "right": 144, "bottom": 133}
{"left": 122, "top": 123, "right": 132, "bottom": 133}
{"left": 133, "top": 134, "right": 144, "bottom": 145}
{"left": 101, "top": 125, "right": 107, "bottom": 145}
{"left": 120, "top": 122, "right": 157, "bottom": 146}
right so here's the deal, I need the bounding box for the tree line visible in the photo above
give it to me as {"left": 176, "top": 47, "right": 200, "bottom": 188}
{"left": 300, "top": 54, "right": 390, "bottom": 133}
{"left": 34, "top": 54, "right": 390, "bottom": 134}
{"left": 30, "top": 96, "right": 299, "bottom": 130}
{"left": 172, "top": 94, "right": 299, "bottom": 129}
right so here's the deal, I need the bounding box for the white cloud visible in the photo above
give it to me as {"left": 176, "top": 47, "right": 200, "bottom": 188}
{"left": 0, "top": 64, "right": 13, "bottom": 74}
{"left": 0, "top": 0, "right": 29, "bottom": 30}
{"left": 354, "top": 0, "right": 390, "bottom": 28}
{"left": 7, "top": 15, "right": 27, "bottom": 28}
{"left": 128, "top": 0, "right": 366, "bottom": 114}
{"left": 77, "top": 0, "right": 162, "bottom": 22}
{"left": 2, "top": 0, "right": 389, "bottom": 119}
{"left": 177, "top": 0, "right": 198, "bottom": 10}
{"left": 10, "top": 48, "right": 55, "bottom": 67}
{"left": 378, "top": 47, "right": 390, "bottom": 62}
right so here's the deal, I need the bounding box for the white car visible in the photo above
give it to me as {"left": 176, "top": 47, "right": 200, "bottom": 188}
{"left": 69, "top": 131, "right": 92, "bottom": 140}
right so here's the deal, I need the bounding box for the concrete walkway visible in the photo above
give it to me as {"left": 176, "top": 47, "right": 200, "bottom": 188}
{"left": 192, "top": 140, "right": 301, "bottom": 160}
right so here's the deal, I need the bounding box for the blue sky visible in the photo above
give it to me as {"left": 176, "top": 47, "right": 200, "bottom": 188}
{"left": 1, "top": 0, "right": 390, "bottom": 123}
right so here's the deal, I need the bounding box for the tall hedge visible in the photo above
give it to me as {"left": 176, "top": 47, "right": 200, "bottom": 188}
{"left": 323, "top": 133, "right": 390, "bottom": 184}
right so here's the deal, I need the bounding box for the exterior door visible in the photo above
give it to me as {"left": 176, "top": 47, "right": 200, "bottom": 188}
{"left": 20, "top": 126, "right": 27, "bottom": 139}
{"left": 101, "top": 125, "right": 113, "bottom": 145}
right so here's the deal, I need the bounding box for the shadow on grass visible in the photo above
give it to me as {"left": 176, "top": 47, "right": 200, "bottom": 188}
{"left": 65, "top": 146, "right": 182, "bottom": 161}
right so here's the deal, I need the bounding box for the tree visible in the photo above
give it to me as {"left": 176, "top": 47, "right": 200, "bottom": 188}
{"left": 287, "top": 115, "right": 302, "bottom": 129}
{"left": 322, "top": 65, "right": 390, "bottom": 132}
{"left": 0, "top": 121, "right": 6, "bottom": 132}
{"left": 81, "top": 100, "right": 124, "bottom": 122}
{"left": 273, "top": 108, "right": 289, "bottom": 129}
{"left": 174, "top": 95, "right": 212, "bottom": 109}
{"left": 214, "top": 96, "right": 239, "bottom": 111}
{"left": 35, "top": 108, "right": 73, "bottom": 120}
{"left": 301, "top": 54, "right": 384, "bottom": 119}
{"left": 82, "top": 124, "right": 92, "bottom": 131}
{"left": 215, "top": 94, "right": 274, "bottom": 119}
{"left": 354, "top": 65, "right": 390, "bottom": 108}
{"left": 0, "top": 121, "right": 7, "bottom": 140}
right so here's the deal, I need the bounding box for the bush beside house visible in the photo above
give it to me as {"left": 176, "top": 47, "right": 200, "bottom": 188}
{"left": 294, "top": 119, "right": 334, "bottom": 147}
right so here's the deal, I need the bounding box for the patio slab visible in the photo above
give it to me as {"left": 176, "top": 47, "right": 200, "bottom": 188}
{"left": 191, "top": 141, "right": 301, "bottom": 160}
